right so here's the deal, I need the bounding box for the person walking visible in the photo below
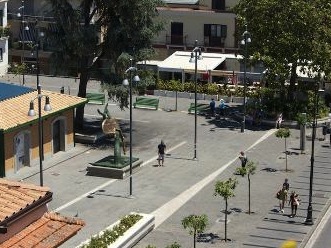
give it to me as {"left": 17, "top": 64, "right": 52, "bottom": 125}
{"left": 209, "top": 98, "right": 216, "bottom": 117}
{"left": 276, "top": 185, "right": 288, "bottom": 213}
{"left": 289, "top": 192, "right": 300, "bottom": 217}
{"left": 238, "top": 151, "right": 248, "bottom": 168}
{"left": 283, "top": 178, "right": 290, "bottom": 191}
{"left": 219, "top": 99, "right": 226, "bottom": 117}
{"left": 157, "top": 140, "right": 166, "bottom": 166}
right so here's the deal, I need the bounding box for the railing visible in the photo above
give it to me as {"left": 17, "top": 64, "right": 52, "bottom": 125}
{"left": 166, "top": 34, "right": 187, "bottom": 46}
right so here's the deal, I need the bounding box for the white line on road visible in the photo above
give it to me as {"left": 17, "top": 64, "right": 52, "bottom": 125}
{"left": 53, "top": 141, "right": 187, "bottom": 212}
{"left": 151, "top": 129, "right": 276, "bottom": 228}
{"left": 54, "top": 179, "right": 117, "bottom": 212}
{"left": 141, "top": 141, "right": 187, "bottom": 167}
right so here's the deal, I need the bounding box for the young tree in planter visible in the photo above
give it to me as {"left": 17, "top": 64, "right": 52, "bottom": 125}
{"left": 235, "top": 161, "right": 257, "bottom": 214}
{"left": 214, "top": 177, "right": 238, "bottom": 242}
{"left": 166, "top": 242, "right": 182, "bottom": 248}
{"left": 275, "top": 128, "right": 291, "bottom": 171}
{"left": 181, "top": 214, "right": 208, "bottom": 248}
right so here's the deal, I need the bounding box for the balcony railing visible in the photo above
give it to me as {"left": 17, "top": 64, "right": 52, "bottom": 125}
{"left": 166, "top": 34, "right": 188, "bottom": 46}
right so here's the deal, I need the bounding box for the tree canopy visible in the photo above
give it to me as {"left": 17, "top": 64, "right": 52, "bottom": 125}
{"left": 47, "top": 0, "right": 164, "bottom": 126}
{"left": 234, "top": 0, "right": 331, "bottom": 94}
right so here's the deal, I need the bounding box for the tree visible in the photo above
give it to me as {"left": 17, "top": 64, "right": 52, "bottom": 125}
{"left": 48, "top": 0, "right": 164, "bottom": 128}
{"left": 181, "top": 214, "right": 208, "bottom": 248}
{"left": 214, "top": 178, "right": 238, "bottom": 242}
{"left": 165, "top": 242, "right": 182, "bottom": 248}
{"left": 275, "top": 128, "right": 291, "bottom": 171}
{"left": 235, "top": 161, "right": 257, "bottom": 214}
{"left": 234, "top": 0, "right": 331, "bottom": 108}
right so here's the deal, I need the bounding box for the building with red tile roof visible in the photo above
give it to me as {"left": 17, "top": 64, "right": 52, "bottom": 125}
{"left": 0, "top": 82, "right": 87, "bottom": 177}
{"left": 0, "top": 179, "right": 85, "bottom": 247}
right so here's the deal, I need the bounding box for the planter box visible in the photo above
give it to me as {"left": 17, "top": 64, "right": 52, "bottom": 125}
{"left": 165, "top": 90, "right": 176, "bottom": 97}
{"left": 204, "top": 94, "right": 218, "bottom": 101}
{"left": 190, "top": 93, "right": 205, "bottom": 100}
{"left": 153, "top": 90, "right": 166, "bottom": 97}
{"left": 177, "top": 91, "right": 191, "bottom": 99}
{"left": 77, "top": 213, "right": 155, "bottom": 248}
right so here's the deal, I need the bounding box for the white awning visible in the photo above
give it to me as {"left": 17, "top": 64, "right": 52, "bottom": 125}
{"left": 157, "top": 51, "right": 227, "bottom": 73}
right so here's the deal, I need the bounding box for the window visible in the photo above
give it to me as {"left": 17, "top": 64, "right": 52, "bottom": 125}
{"left": 204, "top": 24, "right": 227, "bottom": 47}
{"left": 0, "top": 48, "right": 3, "bottom": 62}
{"left": 204, "top": 24, "right": 227, "bottom": 38}
{"left": 212, "top": 0, "right": 226, "bottom": 11}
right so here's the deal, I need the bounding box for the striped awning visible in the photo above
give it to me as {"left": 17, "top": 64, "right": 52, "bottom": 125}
{"left": 18, "top": 22, "right": 36, "bottom": 43}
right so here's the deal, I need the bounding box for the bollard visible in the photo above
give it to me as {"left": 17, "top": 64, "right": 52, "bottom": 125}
{"left": 60, "top": 86, "right": 65, "bottom": 94}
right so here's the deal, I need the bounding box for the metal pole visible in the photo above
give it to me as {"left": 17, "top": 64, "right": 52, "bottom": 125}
{"left": 22, "top": 0, "right": 25, "bottom": 86}
{"left": 194, "top": 49, "right": 197, "bottom": 160}
{"left": 305, "top": 83, "right": 319, "bottom": 225}
{"left": 241, "top": 36, "right": 247, "bottom": 133}
{"left": 129, "top": 69, "right": 133, "bottom": 196}
{"left": 38, "top": 94, "right": 43, "bottom": 186}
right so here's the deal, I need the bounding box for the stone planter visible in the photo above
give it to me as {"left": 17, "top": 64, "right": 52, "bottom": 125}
{"left": 190, "top": 93, "right": 205, "bottom": 100}
{"left": 177, "top": 91, "right": 191, "bottom": 99}
{"left": 204, "top": 94, "right": 218, "bottom": 101}
{"left": 77, "top": 213, "right": 155, "bottom": 248}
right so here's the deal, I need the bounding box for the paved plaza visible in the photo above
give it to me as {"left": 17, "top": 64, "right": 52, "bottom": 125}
{"left": 3, "top": 74, "right": 331, "bottom": 248}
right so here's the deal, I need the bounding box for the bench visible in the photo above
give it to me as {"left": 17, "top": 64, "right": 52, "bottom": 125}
{"left": 133, "top": 97, "right": 159, "bottom": 110}
{"left": 188, "top": 103, "right": 210, "bottom": 114}
{"left": 86, "top": 92, "right": 106, "bottom": 105}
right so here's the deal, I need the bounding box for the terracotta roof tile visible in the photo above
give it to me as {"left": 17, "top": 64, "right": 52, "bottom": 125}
{"left": 1, "top": 212, "right": 85, "bottom": 248}
{"left": 0, "top": 89, "right": 87, "bottom": 132}
{"left": 0, "top": 179, "right": 51, "bottom": 223}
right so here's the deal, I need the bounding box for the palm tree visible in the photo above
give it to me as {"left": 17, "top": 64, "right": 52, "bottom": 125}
{"left": 235, "top": 161, "right": 257, "bottom": 214}
{"left": 214, "top": 177, "right": 238, "bottom": 242}
{"left": 182, "top": 214, "right": 208, "bottom": 248}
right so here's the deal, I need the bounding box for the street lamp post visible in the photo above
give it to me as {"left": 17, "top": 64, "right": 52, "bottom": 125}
{"left": 123, "top": 60, "right": 140, "bottom": 197}
{"left": 189, "top": 40, "right": 202, "bottom": 160}
{"left": 305, "top": 82, "right": 324, "bottom": 225}
{"left": 17, "top": 0, "right": 29, "bottom": 86}
{"left": 240, "top": 25, "right": 251, "bottom": 133}
{"left": 28, "top": 93, "right": 52, "bottom": 186}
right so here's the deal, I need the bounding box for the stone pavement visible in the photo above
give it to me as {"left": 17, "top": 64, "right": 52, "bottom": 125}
{"left": 3, "top": 74, "right": 331, "bottom": 248}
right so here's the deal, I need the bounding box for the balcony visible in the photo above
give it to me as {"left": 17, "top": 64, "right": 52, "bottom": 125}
{"left": 165, "top": 34, "right": 188, "bottom": 49}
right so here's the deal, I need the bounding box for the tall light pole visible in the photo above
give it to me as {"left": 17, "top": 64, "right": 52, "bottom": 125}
{"left": 123, "top": 59, "right": 140, "bottom": 197}
{"left": 189, "top": 40, "right": 202, "bottom": 160}
{"left": 305, "top": 82, "right": 324, "bottom": 225}
{"left": 17, "top": 0, "right": 29, "bottom": 86}
{"left": 240, "top": 25, "right": 251, "bottom": 133}
{"left": 28, "top": 93, "right": 52, "bottom": 187}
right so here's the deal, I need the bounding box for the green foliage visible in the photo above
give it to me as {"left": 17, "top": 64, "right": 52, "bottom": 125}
{"left": 145, "top": 246, "right": 157, "bottom": 248}
{"left": 166, "top": 242, "right": 182, "bottom": 248}
{"left": 182, "top": 214, "right": 208, "bottom": 248}
{"left": 214, "top": 177, "right": 238, "bottom": 200}
{"left": 235, "top": 0, "right": 331, "bottom": 100}
{"left": 275, "top": 128, "right": 291, "bottom": 139}
{"left": 235, "top": 161, "right": 257, "bottom": 177}
{"left": 81, "top": 214, "right": 142, "bottom": 248}
{"left": 182, "top": 214, "right": 208, "bottom": 236}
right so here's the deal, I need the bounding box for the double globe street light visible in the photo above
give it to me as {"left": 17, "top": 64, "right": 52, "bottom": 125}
{"left": 28, "top": 93, "right": 52, "bottom": 187}
{"left": 123, "top": 59, "right": 140, "bottom": 197}
{"left": 189, "top": 40, "right": 202, "bottom": 160}
{"left": 240, "top": 25, "right": 251, "bottom": 133}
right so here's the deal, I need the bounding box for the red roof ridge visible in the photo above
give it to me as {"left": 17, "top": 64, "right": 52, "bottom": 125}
{"left": 45, "top": 212, "right": 85, "bottom": 226}
{"left": 0, "top": 179, "right": 50, "bottom": 192}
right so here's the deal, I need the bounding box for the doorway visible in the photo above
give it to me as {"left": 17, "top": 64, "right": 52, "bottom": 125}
{"left": 14, "top": 131, "right": 30, "bottom": 172}
{"left": 52, "top": 119, "right": 66, "bottom": 154}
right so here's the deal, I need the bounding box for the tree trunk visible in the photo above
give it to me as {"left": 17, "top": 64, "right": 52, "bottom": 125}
{"left": 248, "top": 175, "right": 251, "bottom": 214}
{"left": 225, "top": 199, "right": 228, "bottom": 242}
{"left": 285, "top": 138, "right": 288, "bottom": 171}
{"left": 288, "top": 63, "right": 297, "bottom": 102}
{"left": 75, "top": 56, "right": 90, "bottom": 130}
{"left": 193, "top": 231, "right": 196, "bottom": 248}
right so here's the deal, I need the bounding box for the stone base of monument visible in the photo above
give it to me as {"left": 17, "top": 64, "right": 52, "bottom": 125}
{"left": 87, "top": 155, "right": 143, "bottom": 179}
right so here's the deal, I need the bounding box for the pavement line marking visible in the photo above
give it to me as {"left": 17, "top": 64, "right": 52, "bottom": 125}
{"left": 151, "top": 130, "right": 276, "bottom": 228}
{"left": 53, "top": 179, "right": 117, "bottom": 212}
{"left": 53, "top": 141, "right": 186, "bottom": 212}
{"left": 141, "top": 141, "right": 187, "bottom": 167}
{"left": 303, "top": 199, "right": 331, "bottom": 248}
{"left": 84, "top": 114, "right": 150, "bottom": 123}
